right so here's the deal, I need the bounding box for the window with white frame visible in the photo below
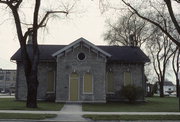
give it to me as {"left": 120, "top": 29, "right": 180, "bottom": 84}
{"left": 83, "top": 73, "right": 93, "bottom": 93}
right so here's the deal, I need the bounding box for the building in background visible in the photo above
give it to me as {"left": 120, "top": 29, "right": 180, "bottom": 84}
{"left": 0, "top": 69, "right": 16, "bottom": 94}
{"left": 163, "top": 81, "right": 176, "bottom": 95}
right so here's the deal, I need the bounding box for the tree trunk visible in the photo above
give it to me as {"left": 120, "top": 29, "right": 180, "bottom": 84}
{"left": 159, "top": 80, "right": 164, "bottom": 97}
{"left": 177, "top": 79, "right": 179, "bottom": 97}
{"left": 22, "top": 44, "right": 39, "bottom": 108}
{"left": 26, "top": 73, "right": 39, "bottom": 108}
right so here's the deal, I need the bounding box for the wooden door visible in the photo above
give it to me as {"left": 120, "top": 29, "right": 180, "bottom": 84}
{"left": 69, "top": 73, "right": 79, "bottom": 101}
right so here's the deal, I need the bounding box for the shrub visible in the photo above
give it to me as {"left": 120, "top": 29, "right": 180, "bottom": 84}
{"left": 120, "top": 85, "right": 144, "bottom": 103}
{"left": 45, "top": 93, "right": 55, "bottom": 102}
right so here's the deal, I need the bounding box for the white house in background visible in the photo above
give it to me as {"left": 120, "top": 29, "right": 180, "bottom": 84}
{"left": 163, "top": 81, "right": 176, "bottom": 95}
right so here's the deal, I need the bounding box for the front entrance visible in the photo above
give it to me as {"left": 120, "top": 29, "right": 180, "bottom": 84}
{"left": 69, "top": 73, "right": 79, "bottom": 101}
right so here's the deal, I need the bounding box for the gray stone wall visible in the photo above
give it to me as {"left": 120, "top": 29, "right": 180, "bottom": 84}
{"left": 56, "top": 46, "right": 106, "bottom": 103}
{"left": 15, "top": 46, "right": 146, "bottom": 103}
{"left": 15, "top": 62, "right": 56, "bottom": 100}
{"left": 106, "top": 63, "right": 145, "bottom": 101}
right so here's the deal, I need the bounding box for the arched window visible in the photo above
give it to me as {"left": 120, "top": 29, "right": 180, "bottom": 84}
{"left": 83, "top": 73, "right": 93, "bottom": 93}
{"left": 124, "top": 71, "right": 132, "bottom": 86}
{"left": 70, "top": 72, "right": 79, "bottom": 79}
{"left": 47, "top": 71, "right": 55, "bottom": 92}
{"left": 107, "top": 72, "right": 114, "bottom": 93}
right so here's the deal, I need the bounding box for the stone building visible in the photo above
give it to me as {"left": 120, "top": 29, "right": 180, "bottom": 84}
{"left": 0, "top": 69, "right": 16, "bottom": 93}
{"left": 11, "top": 37, "right": 150, "bottom": 102}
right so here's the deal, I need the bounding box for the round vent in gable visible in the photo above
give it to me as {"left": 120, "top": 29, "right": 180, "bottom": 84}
{"left": 77, "top": 52, "right": 86, "bottom": 61}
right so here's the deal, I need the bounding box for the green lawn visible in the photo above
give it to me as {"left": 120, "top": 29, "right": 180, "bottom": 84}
{"left": 83, "top": 97, "right": 179, "bottom": 112}
{"left": 83, "top": 115, "right": 180, "bottom": 120}
{"left": 0, "top": 113, "right": 56, "bottom": 120}
{"left": 0, "top": 98, "right": 63, "bottom": 111}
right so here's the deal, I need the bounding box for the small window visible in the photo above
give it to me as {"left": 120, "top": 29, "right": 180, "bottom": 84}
{"left": 124, "top": 71, "right": 132, "bottom": 86}
{"left": 107, "top": 72, "right": 114, "bottom": 93}
{"left": 6, "top": 71, "right": 10, "bottom": 74}
{"left": 78, "top": 53, "right": 85, "bottom": 61}
{"left": 0, "top": 76, "right": 4, "bottom": 80}
{"left": 83, "top": 73, "right": 93, "bottom": 93}
{"left": 47, "top": 71, "right": 55, "bottom": 92}
{"left": 5, "top": 76, "right": 10, "bottom": 81}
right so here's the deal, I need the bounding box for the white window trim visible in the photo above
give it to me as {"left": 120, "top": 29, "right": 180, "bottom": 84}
{"left": 68, "top": 73, "right": 80, "bottom": 101}
{"left": 83, "top": 73, "right": 93, "bottom": 94}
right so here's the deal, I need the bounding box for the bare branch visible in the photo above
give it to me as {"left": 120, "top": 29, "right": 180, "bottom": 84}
{"left": 174, "top": 0, "right": 180, "bottom": 3}
{"left": 20, "top": 22, "right": 33, "bottom": 26}
{"left": 0, "top": 0, "right": 22, "bottom": 9}
{"left": 164, "top": 0, "right": 180, "bottom": 35}
{"left": 121, "top": 0, "right": 180, "bottom": 47}
{"left": 0, "top": 1, "right": 8, "bottom": 4}
{"left": 38, "top": 10, "right": 68, "bottom": 28}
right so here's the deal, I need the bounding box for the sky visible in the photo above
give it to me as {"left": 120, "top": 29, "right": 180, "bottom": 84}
{"left": 0, "top": 0, "right": 179, "bottom": 83}
{"left": 0, "top": 1, "right": 111, "bottom": 69}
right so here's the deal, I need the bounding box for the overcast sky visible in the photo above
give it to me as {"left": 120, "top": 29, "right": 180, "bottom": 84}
{"left": 0, "top": 0, "right": 112, "bottom": 69}
{"left": 0, "top": 0, "right": 179, "bottom": 84}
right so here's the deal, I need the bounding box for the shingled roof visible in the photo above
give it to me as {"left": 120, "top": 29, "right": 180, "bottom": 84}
{"left": 11, "top": 45, "right": 150, "bottom": 63}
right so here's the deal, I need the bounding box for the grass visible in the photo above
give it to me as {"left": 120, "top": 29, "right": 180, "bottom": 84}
{"left": 83, "top": 115, "right": 180, "bottom": 120}
{"left": 83, "top": 97, "right": 179, "bottom": 112}
{"left": 0, "top": 98, "right": 63, "bottom": 111}
{"left": 0, "top": 113, "right": 56, "bottom": 120}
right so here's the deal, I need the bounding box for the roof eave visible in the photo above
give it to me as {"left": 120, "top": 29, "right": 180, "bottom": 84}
{"left": 52, "top": 37, "right": 111, "bottom": 58}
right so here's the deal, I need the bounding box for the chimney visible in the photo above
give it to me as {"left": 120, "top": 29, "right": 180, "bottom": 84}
{"left": 129, "top": 34, "right": 134, "bottom": 46}
{"left": 27, "top": 32, "right": 33, "bottom": 45}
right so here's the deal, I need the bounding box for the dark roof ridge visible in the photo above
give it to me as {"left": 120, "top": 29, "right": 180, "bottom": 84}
{"left": 34, "top": 44, "right": 139, "bottom": 48}
{"left": 11, "top": 44, "right": 150, "bottom": 63}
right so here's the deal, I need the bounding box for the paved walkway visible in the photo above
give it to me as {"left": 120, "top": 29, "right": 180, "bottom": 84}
{"left": 44, "top": 104, "right": 88, "bottom": 121}
{"left": 0, "top": 104, "right": 180, "bottom": 121}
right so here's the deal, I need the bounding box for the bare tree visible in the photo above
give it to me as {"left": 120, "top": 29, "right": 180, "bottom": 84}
{"left": 145, "top": 8, "right": 177, "bottom": 97}
{"left": 121, "top": 0, "right": 180, "bottom": 47}
{"left": 119, "top": 0, "right": 180, "bottom": 97}
{"left": 0, "top": 0, "right": 72, "bottom": 108}
{"left": 172, "top": 47, "right": 180, "bottom": 97}
{"left": 104, "top": 12, "right": 151, "bottom": 47}
{"left": 147, "top": 28, "right": 174, "bottom": 97}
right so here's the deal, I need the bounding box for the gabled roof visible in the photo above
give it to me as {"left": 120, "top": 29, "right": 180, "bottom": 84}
{"left": 11, "top": 45, "right": 66, "bottom": 61}
{"left": 164, "top": 81, "right": 174, "bottom": 86}
{"left": 99, "top": 46, "right": 150, "bottom": 63}
{"left": 11, "top": 38, "right": 150, "bottom": 63}
{"left": 52, "top": 37, "right": 111, "bottom": 57}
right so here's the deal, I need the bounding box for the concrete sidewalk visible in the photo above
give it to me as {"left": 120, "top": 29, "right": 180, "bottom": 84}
{"left": 43, "top": 104, "right": 88, "bottom": 121}
{"left": 0, "top": 104, "right": 180, "bottom": 121}
{"left": 0, "top": 110, "right": 180, "bottom": 115}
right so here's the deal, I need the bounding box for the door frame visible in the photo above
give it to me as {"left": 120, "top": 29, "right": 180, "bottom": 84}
{"left": 69, "top": 73, "right": 79, "bottom": 101}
